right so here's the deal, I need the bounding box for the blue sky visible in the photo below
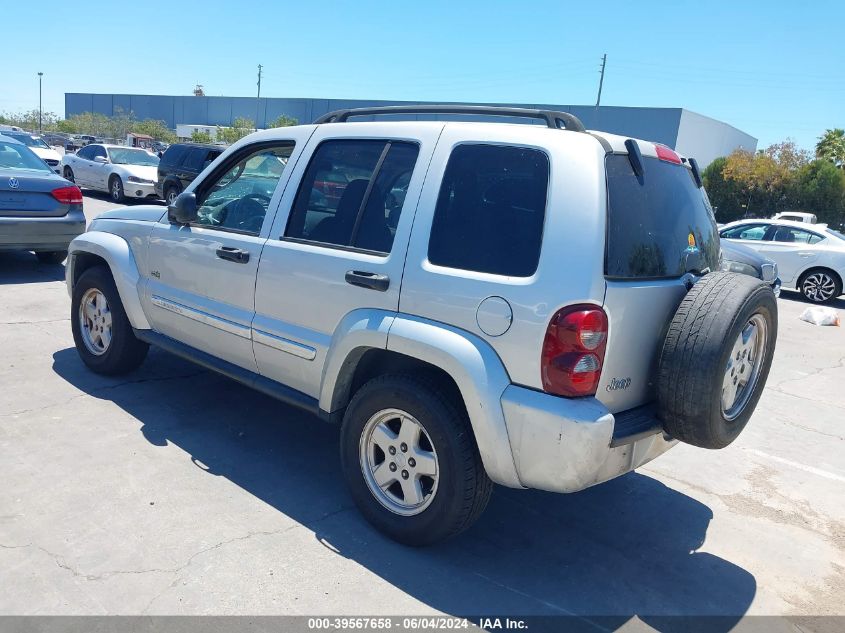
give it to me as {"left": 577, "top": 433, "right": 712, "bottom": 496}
{"left": 3, "top": 1, "right": 842, "bottom": 151}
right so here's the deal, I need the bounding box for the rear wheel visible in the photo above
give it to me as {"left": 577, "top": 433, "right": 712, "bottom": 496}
{"left": 71, "top": 266, "right": 149, "bottom": 375}
{"left": 340, "top": 374, "right": 491, "bottom": 546}
{"left": 63, "top": 166, "right": 75, "bottom": 182}
{"left": 799, "top": 269, "right": 841, "bottom": 304}
{"left": 657, "top": 272, "right": 777, "bottom": 449}
{"left": 35, "top": 251, "right": 67, "bottom": 265}
{"left": 164, "top": 184, "right": 181, "bottom": 206}
{"left": 109, "top": 175, "right": 125, "bottom": 203}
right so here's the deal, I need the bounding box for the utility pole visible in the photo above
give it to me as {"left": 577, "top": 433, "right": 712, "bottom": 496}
{"left": 256, "top": 64, "right": 263, "bottom": 129}
{"left": 38, "top": 72, "right": 43, "bottom": 133}
{"left": 595, "top": 54, "right": 606, "bottom": 108}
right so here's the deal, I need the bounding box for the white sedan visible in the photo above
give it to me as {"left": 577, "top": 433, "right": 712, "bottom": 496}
{"left": 720, "top": 219, "right": 845, "bottom": 303}
{"left": 61, "top": 144, "right": 160, "bottom": 203}
{"left": 1, "top": 131, "right": 63, "bottom": 174}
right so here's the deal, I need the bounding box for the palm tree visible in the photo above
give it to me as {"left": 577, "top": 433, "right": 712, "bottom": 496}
{"left": 816, "top": 128, "right": 845, "bottom": 168}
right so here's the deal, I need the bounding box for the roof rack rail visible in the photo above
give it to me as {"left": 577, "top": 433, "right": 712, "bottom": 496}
{"left": 313, "top": 105, "right": 586, "bottom": 132}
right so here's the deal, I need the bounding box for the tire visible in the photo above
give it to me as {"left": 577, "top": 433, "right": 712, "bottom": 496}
{"left": 109, "top": 175, "right": 125, "bottom": 203}
{"left": 340, "top": 374, "right": 492, "bottom": 546}
{"left": 798, "top": 268, "right": 841, "bottom": 304}
{"left": 164, "top": 183, "right": 181, "bottom": 206}
{"left": 657, "top": 272, "right": 777, "bottom": 449}
{"left": 35, "top": 250, "right": 67, "bottom": 265}
{"left": 71, "top": 266, "right": 149, "bottom": 375}
{"left": 63, "top": 166, "right": 75, "bottom": 183}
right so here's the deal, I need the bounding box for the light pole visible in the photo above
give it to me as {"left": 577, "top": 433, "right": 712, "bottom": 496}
{"left": 37, "top": 72, "right": 43, "bottom": 133}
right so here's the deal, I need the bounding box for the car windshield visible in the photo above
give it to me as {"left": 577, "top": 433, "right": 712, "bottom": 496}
{"left": 0, "top": 140, "right": 52, "bottom": 172}
{"left": 107, "top": 148, "right": 160, "bottom": 166}
{"left": 6, "top": 133, "right": 50, "bottom": 149}
{"left": 826, "top": 228, "right": 845, "bottom": 241}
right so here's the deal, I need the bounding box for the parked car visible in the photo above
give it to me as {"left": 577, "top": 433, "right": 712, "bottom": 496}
{"left": 62, "top": 144, "right": 160, "bottom": 203}
{"left": 721, "top": 240, "right": 781, "bottom": 297}
{"left": 78, "top": 135, "right": 97, "bottom": 146}
{"left": 155, "top": 143, "right": 223, "bottom": 205}
{"left": 0, "top": 131, "right": 63, "bottom": 174}
{"left": 720, "top": 218, "right": 845, "bottom": 303}
{"left": 66, "top": 105, "right": 778, "bottom": 545}
{"left": 0, "top": 135, "right": 85, "bottom": 263}
{"left": 772, "top": 211, "right": 817, "bottom": 224}
{"left": 41, "top": 132, "right": 71, "bottom": 148}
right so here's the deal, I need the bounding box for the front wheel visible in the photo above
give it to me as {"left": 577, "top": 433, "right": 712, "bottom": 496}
{"left": 340, "top": 374, "right": 491, "bottom": 546}
{"left": 71, "top": 266, "right": 149, "bottom": 375}
{"left": 799, "top": 269, "right": 841, "bottom": 304}
{"left": 109, "top": 175, "right": 125, "bottom": 203}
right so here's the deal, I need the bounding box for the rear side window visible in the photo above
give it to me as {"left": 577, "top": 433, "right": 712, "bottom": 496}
{"left": 428, "top": 144, "right": 548, "bottom": 277}
{"left": 161, "top": 145, "right": 187, "bottom": 167}
{"left": 605, "top": 155, "right": 719, "bottom": 279}
{"left": 182, "top": 148, "right": 213, "bottom": 171}
{"left": 284, "top": 140, "right": 419, "bottom": 254}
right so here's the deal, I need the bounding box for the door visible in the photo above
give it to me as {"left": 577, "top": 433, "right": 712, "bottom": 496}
{"left": 253, "top": 124, "right": 441, "bottom": 398}
{"left": 753, "top": 224, "right": 823, "bottom": 285}
{"left": 88, "top": 145, "right": 109, "bottom": 190}
{"left": 70, "top": 144, "right": 97, "bottom": 186}
{"left": 142, "top": 136, "right": 309, "bottom": 372}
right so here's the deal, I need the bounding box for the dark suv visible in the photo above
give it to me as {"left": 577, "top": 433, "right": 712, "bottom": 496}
{"left": 155, "top": 143, "right": 223, "bottom": 205}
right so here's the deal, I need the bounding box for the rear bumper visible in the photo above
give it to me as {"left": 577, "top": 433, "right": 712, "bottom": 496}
{"left": 501, "top": 385, "right": 676, "bottom": 494}
{"left": 0, "top": 209, "right": 86, "bottom": 252}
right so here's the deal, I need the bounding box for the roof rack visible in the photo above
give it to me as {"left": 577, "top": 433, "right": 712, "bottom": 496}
{"left": 313, "top": 105, "right": 586, "bottom": 132}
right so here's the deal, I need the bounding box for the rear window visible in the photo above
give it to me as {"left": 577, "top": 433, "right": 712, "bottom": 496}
{"left": 605, "top": 154, "right": 719, "bottom": 279}
{"left": 428, "top": 144, "right": 548, "bottom": 277}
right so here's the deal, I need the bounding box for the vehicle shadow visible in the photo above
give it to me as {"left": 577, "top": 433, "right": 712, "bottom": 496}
{"left": 777, "top": 290, "right": 845, "bottom": 310}
{"left": 51, "top": 347, "right": 756, "bottom": 629}
{"left": 81, "top": 189, "right": 165, "bottom": 206}
{"left": 0, "top": 251, "right": 65, "bottom": 285}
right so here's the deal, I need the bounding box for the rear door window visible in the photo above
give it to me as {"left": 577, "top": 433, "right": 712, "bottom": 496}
{"left": 605, "top": 154, "right": 719, "bottom": 279}
{"left": 428, "top": 144, "right": 549, "bottom": 277}
{"left": 770, "top": 226, "right": 824, "bottom": 244}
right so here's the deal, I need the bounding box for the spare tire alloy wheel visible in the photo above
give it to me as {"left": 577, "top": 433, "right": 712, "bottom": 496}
{"left": 658, "top": 272, "right": 778, "bottom": 449}
{"left": 721, "top": 314, "right": 767, "bottom": 421}
{"left": 359, "top": 408, "right": 439, "bottom": 516}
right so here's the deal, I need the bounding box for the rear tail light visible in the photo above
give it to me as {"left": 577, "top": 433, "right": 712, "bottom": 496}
{"left": 655, "top": 144, "right": 682, "bottom": 164}
{"left": 541, "top": 305, "right": 609, "bottom": 397}
{"left": 51, "top": 185, "right": 83, "bottom": 205}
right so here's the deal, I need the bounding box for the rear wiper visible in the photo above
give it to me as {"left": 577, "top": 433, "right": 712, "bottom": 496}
{"left": 624, "top": 139, "right": 644, "bottom": 179}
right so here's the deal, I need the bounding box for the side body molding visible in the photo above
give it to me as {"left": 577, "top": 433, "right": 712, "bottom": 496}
{"left": 385, "top": 315, "right": 523, "bottom": 489}
{"left": 67, "top": 232, "right": 151, "bottom": 330}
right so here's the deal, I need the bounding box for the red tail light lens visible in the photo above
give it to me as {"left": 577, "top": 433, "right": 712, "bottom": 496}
{"left": 541, "top": 305, "right": 608, "bottom": 397}
{"left": 51, "top": 185, "right": 83, "bottom": 205}
{"left": 655, "top": 144, "right": 682, "bottom": 164}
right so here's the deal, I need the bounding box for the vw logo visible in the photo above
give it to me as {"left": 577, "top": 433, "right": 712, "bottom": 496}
{"left": 8, "top": 177, "right": 19, "bottom": 189}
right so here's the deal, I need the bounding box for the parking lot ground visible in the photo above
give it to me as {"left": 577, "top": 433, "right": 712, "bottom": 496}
{"left": 0, "top": 192, "right": 843, "bottom": 620}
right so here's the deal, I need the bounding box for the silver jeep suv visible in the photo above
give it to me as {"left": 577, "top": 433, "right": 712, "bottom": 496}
{"left": 66, "top": 106, "right": 777, "bottom": 545}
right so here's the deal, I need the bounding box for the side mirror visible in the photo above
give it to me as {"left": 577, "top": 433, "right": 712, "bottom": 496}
{"left": 93, "top": 155, "right": 108, "bottom": 164}
{"left": 168, "top": 192, "right": 198, "bottom": 225}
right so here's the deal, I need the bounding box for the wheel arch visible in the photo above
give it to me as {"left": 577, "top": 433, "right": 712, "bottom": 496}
{"left": 67, "top": 232, "right": 151, "bottom": 330}
{"left": 321, "top": 311, "right": 522, "bottom": 488}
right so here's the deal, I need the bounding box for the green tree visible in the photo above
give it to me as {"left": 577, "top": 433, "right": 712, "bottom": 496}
{"left": 702, "top": 157, "right": 746, "bottom": 222}
{"left": 217, "top": 117, "right": 255, "bottom": 144}
{"left": 794, "top": 160, "right": 845, "bottom": 224}
{"left": 132, "top": 118, "right": 177, "bottom": 143}
{"left": 0, "top": 109, "right": 59, "bottom": 131}
{"left": 191, "top": 129, "right": 213, "bottom": 144}
{"left": 267, "top": 114, "right": 298, "bottom": 128}
{"left": 816, "top": 128, "right": 845, "bottom": 168}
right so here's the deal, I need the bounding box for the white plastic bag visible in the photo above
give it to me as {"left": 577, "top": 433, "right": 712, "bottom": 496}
{"left": 799, "top": 306, "right": 841, "bottom": 326}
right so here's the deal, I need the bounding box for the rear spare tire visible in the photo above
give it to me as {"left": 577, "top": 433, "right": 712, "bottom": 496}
{"left": 657, "top": 272, "right": 777, "bottom": 449}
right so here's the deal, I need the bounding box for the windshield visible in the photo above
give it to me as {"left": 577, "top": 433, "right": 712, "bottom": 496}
{"left": 0, "top": 140, "right": 52, "bottom": 172}
{"left": 5, "top": 133, "right": 50, "bottom": 149}
{"left": 605, "top": 154, "right": 720, "bottom": 279}
{"left": 107, "top": 147, "right": 160, "bottom": 166}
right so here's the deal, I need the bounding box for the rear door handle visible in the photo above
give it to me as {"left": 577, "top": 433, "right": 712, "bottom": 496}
{"left": 216, "top": 246, "right": 250, "bottom": 264}
{"left": 345, "top": 270, "right": 390, "bottom": 291}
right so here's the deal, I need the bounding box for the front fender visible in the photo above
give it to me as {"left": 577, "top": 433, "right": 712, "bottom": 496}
{"left": 67, "top": 231, "right": 151, "bottom": 330}
{"left": 386, "top": 315, "right": 523, "bottom": 489}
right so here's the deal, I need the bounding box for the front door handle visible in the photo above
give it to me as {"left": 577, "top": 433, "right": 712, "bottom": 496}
{"left": 345, "top": 270, "right": 390, "bottom": 292}
{"left": 798, "top": 252, "right": 814, "bottom": 258}
{"left": 216, "top": 246, "right": 250, "bottom": 264}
